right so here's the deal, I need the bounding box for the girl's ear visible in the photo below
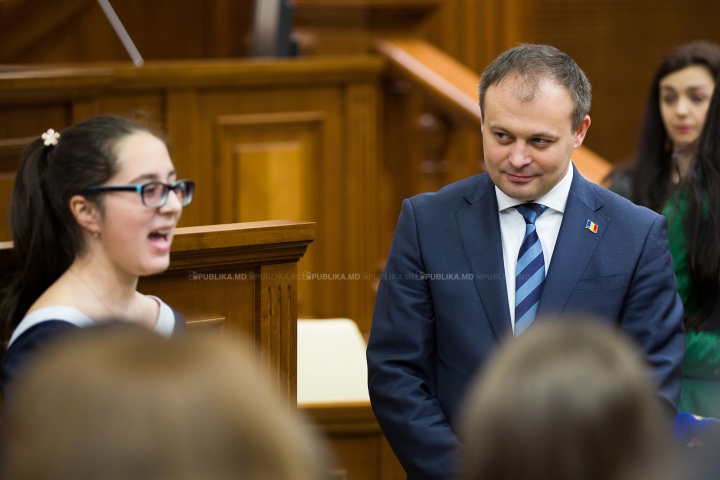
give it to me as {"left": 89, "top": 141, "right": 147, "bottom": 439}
{"left": 69, "top": 195, "right": 101, "bottom": 237}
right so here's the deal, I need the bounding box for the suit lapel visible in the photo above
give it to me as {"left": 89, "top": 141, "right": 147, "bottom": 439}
{"left": 456, "top": 176, "right": 512, "bottom": 341}
{"left": 536, "top": 167, "right": 608, "bottom": 320}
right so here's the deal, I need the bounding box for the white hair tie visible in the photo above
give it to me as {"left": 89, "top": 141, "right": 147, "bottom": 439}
{"left": 42, "top": 129, "right": 60, "bottom": 147}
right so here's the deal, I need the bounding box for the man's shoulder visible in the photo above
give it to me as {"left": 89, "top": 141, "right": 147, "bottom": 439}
{"left": 408, "top": 173, "right": 491, "bottom": 210}
{"left": 581, "top": 176, "right": 661, "bottom": 227}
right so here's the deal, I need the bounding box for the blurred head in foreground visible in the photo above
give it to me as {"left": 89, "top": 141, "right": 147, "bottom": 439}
{"left": 458, "top": 321, "right": 673, "bottom": 480}
{"left": 1, "top": 325, "right": 327, "bottom": 480}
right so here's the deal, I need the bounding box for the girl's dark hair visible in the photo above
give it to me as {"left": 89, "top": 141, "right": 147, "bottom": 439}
{"left": 627, "top": 41, "right": 720, "bottom": 212}
{"left": 675, "top": 78, "right": 720, "bottom": 332}
{"left": 0, "top": 115, "right": 154, "bottom": 342}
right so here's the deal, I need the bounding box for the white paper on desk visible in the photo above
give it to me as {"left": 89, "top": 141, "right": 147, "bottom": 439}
{"left": 297, "top": 319, "right": 370, "bottom": 404}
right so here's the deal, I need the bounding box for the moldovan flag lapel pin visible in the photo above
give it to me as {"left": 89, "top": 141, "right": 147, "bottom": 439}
{"left": 585, "top": 220, "right": 598, "bottom": 233}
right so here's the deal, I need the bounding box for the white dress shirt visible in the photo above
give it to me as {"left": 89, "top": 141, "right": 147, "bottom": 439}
{"left": 495, "top": 162, "right": 574, "bottom": 333}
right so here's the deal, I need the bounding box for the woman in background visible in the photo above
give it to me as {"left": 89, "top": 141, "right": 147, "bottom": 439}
{"left": 458, "top": 321, "right": 673, "bottom": 480}
{"left": 664, "top": 78, "right": 720, "bottom": 418}
{"left": 608, "top": 41, "right": 720, "bottom": 211}
{"left": 0, "top": 115, "right": 194, "bottom": 397}
{"left": 1, "top": 325, "right": 329, "bottom": 480}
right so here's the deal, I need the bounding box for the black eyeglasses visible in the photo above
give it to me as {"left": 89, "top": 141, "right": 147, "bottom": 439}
{"left": 83, "top": 179, "right": 195, "bottom": 208}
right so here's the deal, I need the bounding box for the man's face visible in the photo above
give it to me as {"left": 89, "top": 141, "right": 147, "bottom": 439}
{"left": 481, "top": 76, "right": 591, "bottom": 201}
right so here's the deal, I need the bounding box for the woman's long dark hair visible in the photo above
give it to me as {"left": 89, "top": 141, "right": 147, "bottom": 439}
{"left": 675, "top": 78, "right": 720, "bottom": 332}
{"left": 625, "top": 41, "right": 720, "bottom": 212}
{"left": 0, "top": 116, "right": 152, "bottom": 342}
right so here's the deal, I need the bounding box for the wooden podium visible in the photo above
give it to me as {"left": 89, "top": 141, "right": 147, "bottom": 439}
{"left": 139, "top": 220, "right": 315, "bottom": 406}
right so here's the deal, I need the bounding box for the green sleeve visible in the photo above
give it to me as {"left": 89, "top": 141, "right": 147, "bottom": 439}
{"left": 662, "top": 195, "right": 691, "bottom": 311}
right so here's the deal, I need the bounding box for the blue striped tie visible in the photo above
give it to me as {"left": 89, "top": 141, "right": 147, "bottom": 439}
{"left": 514, "top": 203, "right": 548, "bottom": 336}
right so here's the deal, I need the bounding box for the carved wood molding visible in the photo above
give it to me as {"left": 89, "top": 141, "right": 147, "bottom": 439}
{"left": 301, "top": 401, "right": 381, "bottom": 434}
{"left": 169, "top": 220, "right": 315, "bottom": 270}
{"left": 0, "top": 220, "right": 316, "bottom": 269}
{"left": 0, "top": 57, "right": 384, "bottom": 103}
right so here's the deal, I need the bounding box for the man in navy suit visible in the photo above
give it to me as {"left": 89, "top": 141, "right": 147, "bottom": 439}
{"left": 367, "top": 44, "right": 685, "bottom": 480}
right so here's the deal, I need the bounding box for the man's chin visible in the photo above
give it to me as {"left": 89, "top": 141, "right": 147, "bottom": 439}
{"left": 497, "top": 181, "right": 540, "bottom": 202}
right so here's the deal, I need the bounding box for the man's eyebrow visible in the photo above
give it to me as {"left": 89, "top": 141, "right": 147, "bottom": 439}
{"left": 488, "top": 124, "right": 558, "bottom": 140}
{"left": 530, "top": 132, "right": 559, "bottom": 140}
{"left": 488, "top": 123, "right": 514, "bottom": 133}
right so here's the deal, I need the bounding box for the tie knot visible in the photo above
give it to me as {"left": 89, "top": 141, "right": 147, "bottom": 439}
{"left": 514, "top": 203, "right": 547, "bottom": 225}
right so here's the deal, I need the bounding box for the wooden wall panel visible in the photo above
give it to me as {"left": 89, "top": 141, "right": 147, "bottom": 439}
{"left": 213, "top": 111, "right": 325, "bottom": 317}
{"left": 343, "top": 84, "right": 380, "bottom": 326}
{"left": 534, "top": 0, "right": 720, "bottom": 164}
{"left": 294, "top": 0, "right": 440, "bottom": 56}
{"left": 236, "top": 142, "right": 306, "bottom": 221}
{"left": 0, "top": 137, "right": 31, "bottom": 174}
{"left": 0, "top": 0, "right": 95, "bottom": 62}
{"left": 165, "top": 90, "right": 201, "bottom": 227}
{"left": 72, "top": 100, "right": 101, "bottom": 123}
{"left": 415, "top": 0, "right": 720, "bottom": 165}
{"left": 200, "top": 0, "right": 255, "bottom": 58}
{"left": 419, "top": 0, "right": 537, "bottom": 74}
{"left": 196, "top": 86, "right": 351, "bottom": 323}
{"left": 213, "top": 112, "right": 323, "bottom": 224}
{"left": 2, "top": 0, "right": 254, "bottom": 63}
{"left": 0, "top": 104, "right": 71, "bottom": 140}
{"left": 6, "top": 3, "right": 130, "bottom": 64}
{"left": 95, "top": 93, "right": 165, "bottom": 127}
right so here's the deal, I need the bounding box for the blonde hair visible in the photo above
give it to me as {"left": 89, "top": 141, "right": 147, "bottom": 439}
{"left": 458, "top": 320, "right": 673, "bottom": 480}
{"left": 1, "top": 325, "right": 327, "bottom": 480}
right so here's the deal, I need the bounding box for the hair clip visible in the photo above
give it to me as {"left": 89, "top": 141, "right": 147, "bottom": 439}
{"left": 42, "top": 129, "right": 60, "bottom": 146}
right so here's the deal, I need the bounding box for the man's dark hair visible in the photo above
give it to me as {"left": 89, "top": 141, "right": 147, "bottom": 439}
{"left": 478, "top": 44, "right": 592, "bottom": 131}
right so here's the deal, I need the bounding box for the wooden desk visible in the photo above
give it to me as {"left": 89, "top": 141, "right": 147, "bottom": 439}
{"left": 302, "top": 401, "right": 405, "bottom": 480}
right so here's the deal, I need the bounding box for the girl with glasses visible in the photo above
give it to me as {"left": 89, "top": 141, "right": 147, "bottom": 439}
{"left": 0, "top": 115, "right": 194, "bottom": 398}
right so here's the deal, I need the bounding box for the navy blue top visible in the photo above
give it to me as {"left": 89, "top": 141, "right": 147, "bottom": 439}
{"left": 1, "top": 304, "right": 185, "bottom": 399}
